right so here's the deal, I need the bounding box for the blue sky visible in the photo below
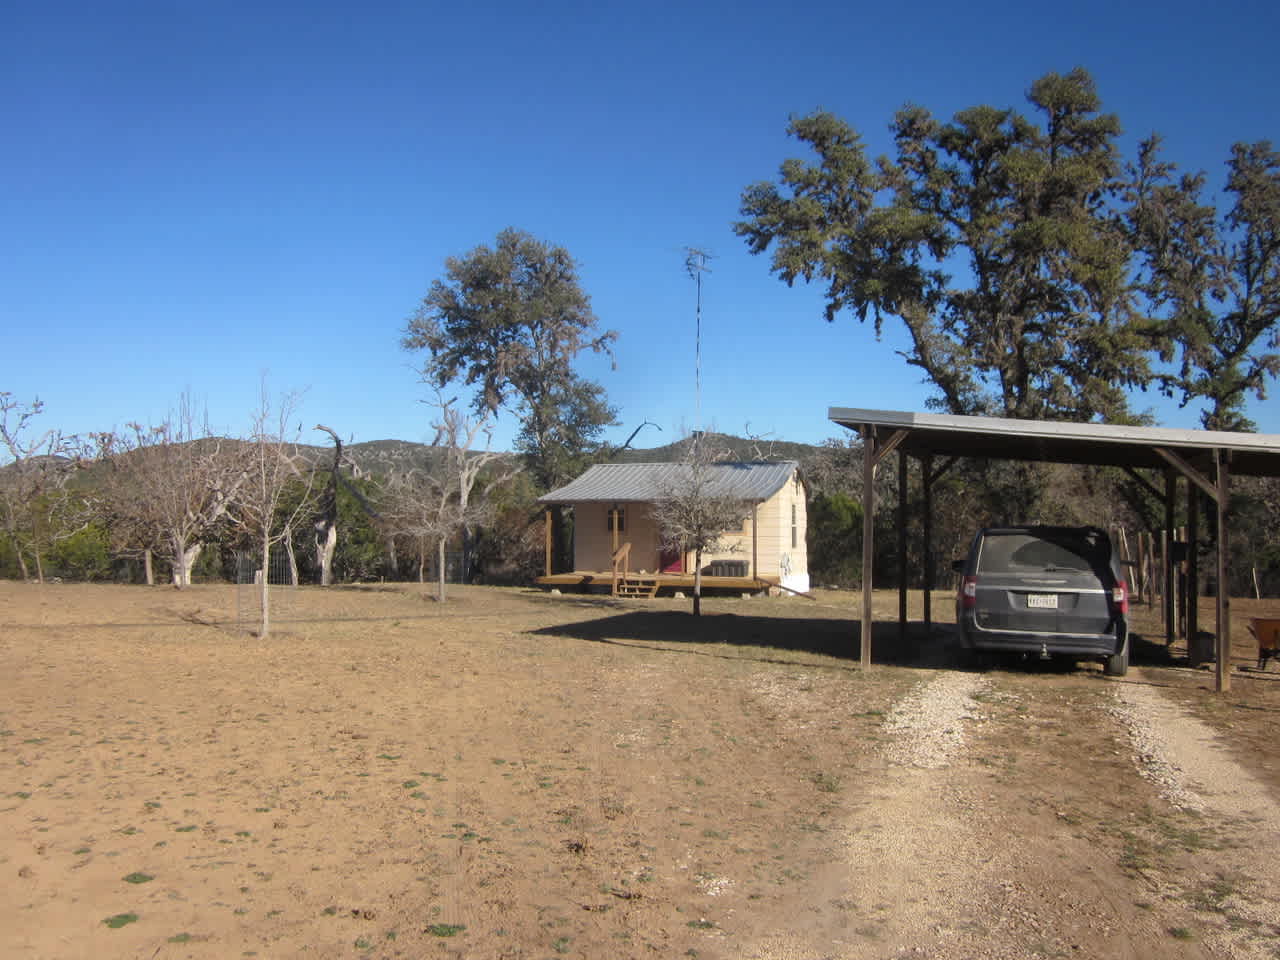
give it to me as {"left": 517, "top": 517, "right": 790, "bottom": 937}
{"left": 4, "top": 0, "right": 1278, "bottom": 455}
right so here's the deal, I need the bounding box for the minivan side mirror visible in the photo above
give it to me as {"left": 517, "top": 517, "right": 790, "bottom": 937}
{"left": 951, "top": 559, "right": 964, "bottom": 573}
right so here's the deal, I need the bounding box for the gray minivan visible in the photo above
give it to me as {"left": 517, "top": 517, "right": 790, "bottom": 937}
{"left": 953, "top": 526, "right": 1129, "bottom": 676}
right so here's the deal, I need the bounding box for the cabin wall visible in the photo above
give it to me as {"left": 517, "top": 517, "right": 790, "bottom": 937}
{"left": 573, "top": 502, "right": 663, "bottom": 572}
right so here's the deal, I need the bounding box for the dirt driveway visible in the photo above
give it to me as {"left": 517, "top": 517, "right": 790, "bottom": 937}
{"left": 2, "top": 582, "right": 1279, "bottom": 959}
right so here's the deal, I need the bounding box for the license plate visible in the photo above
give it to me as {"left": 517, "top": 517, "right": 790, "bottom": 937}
{"left": 1027, "top": 594, "right": 1058, "bottom": 609}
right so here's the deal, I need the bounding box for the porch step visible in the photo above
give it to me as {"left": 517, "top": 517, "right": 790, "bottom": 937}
{"left": 615, "top": 576, "right": 659, "bottom": 599}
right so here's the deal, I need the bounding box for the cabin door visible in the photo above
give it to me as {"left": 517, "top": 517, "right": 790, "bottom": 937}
{"left": 659, "top": 547, "right": 683, "bottom": 573}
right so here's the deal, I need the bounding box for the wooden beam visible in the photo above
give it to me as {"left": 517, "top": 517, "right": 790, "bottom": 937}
{"left": 926, "top": 455, "right": 959, "bottom": 485}
{"left": 861, "top": 425, "right": 876, "bottom": 668}
{"left": 1121, "top": 465, "right": 1165, "bottom": 504}
{"left": 872, "top": 428, "right": 908, "bottom": 467}
{"left": 1216, "top": 449, "right": 1231, "bottom": 693}
{"left": 1153, "top": 447, "right": 1220, "bottom": 502}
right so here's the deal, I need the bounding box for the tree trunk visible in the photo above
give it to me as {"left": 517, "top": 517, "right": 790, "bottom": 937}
{"left": 693, "top": 547, "right": 703, "bottom": 617}
{"left": 285, "top": 524, "right": 299, "bottom": 586}
{"left": 172, "top": 541, "right": 201, "bottom": 588}
{"left": 260, "top": 531, "right": 271, "bottom": 638}
{"left": 34, "top": 546, "right": 45, "bottom": 584}
{"left": 14, "top": 546, "right": 30, "bottom": 582}
{"left": 144, "top": 548, "right": 154, "bottom": 586}
{"left": 316, "top": 521, "right": 337, "bottom": 586}
{"left": 436, "top": 537, "right": 447, "bottom": 603}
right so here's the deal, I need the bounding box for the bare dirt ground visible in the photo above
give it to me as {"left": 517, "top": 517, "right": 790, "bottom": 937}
{"left": 3, "top": 581, "right": 1279, "bottom": 959}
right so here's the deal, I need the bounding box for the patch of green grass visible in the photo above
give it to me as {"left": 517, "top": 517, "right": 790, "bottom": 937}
{"left": 552, "top": 936, "right": 572, "bottom": 953}
{"left": 13, "top": 792, "right": 31, "bottom": 800}
{"left": 168, "top": 933, "right": 193, "bottom": 944}
{"left": 322, "top": 906, "right": 338, "bottom": 916}
{"left": 123, "top": 872, "right": 154, "bottom": 884}
{"left": 1187, "top": 875, "right": 1239, "bottom": 913}
{"left": 175, "top": 825, "right": 198, "bottom": 833}
{"left": 426, "top": 923, "right": 466, "bottom": 937}
{"left": 119, "top": 826, "right": 139, "bottom": 835}
{"left": 235, "top": 830, "right": 251, "bottom": 838}
{"left": 1168, "top": 927, "right": 1194, "bottom": 940}
{"left": 103, "top": 913, "right": 138, "bottom": 929}
{"left": 73, "top": 847, "right": 91, "bottom": 855}
{"left": 809, "top": 771, "right": 841, "bottom": 793}
{"left": 354, "top": 937, "right": 372, "bottom": 950}
{"left": 402, "top": 779, "right": 420, "bottom": 789}
{"left": 687, "top": 919, "right": 716, "bottom": 930}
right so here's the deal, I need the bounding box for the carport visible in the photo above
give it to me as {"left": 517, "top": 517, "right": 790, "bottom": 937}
{"left": 829, "top": 407, "right": 1280, "bottom": 692}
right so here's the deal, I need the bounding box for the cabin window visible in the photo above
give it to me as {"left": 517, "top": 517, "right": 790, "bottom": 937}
{"left": 607, "top": 506, "right": 626, "bottom": 532}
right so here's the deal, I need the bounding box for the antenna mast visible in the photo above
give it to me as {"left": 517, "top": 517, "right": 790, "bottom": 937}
{"left": 684, "top": 247, "right": 714, "bottom": 432}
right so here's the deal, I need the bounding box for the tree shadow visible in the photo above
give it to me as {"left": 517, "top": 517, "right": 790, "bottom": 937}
{"left": 528, "top": 609, "right": 958, "bottom": 670}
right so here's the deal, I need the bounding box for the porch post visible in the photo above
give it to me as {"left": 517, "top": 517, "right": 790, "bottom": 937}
{"left": 751, "top": 503, "right": 759, "bottom": 580}
{"left": 544, "top": 507, "right": 553, "bottom": 577}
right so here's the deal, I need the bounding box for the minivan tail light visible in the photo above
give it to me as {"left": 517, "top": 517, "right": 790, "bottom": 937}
{"left": 961, "top": 575, "right": 978, "bottom": 609}
{"left": 1113, "top": 581, "right": 1129, "bottom": 615}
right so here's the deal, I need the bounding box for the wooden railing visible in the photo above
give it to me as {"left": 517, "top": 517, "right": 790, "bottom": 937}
{"left": 610, "top": 542, "right": 632, "bottom": 596}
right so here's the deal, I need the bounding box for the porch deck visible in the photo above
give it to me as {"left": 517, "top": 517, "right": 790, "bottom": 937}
{"left": 534, "top": 571, "right": 780, "bottom": 595}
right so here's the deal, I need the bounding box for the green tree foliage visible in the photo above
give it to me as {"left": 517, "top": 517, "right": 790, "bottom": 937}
{"left": 403, "top": 228, "right": 618, "bottom": 489}
{"left": 1128, "top": 138, "right": 1280, "bottom": 431}
{"left": 735, "top": 69, "right": 1149, "bottom": 423}
{"left": 807, "top": 492, "right": 863, "bottom": 587}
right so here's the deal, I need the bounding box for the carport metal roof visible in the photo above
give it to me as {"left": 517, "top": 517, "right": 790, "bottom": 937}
{"left": 829, "top": 407, "right": 1280, "bottom": 478}
{"left": 828, "top": 407, "right": 1280, "bottom": 693}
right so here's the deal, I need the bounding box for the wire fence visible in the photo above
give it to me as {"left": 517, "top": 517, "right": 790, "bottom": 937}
{"left": 234, "top": 548, "right": 299, "bottom": 634}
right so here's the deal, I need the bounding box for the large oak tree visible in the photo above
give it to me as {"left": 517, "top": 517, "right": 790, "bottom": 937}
{"left": 735, "top": 68, "right": 1150, "bottom": 424}
{"left": 403, "top": 228, "right": 617, "bottom": 489}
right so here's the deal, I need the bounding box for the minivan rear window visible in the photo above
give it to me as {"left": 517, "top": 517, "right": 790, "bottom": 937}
{"left": 977, "top": 531, "right": 1109, "bottom": 574}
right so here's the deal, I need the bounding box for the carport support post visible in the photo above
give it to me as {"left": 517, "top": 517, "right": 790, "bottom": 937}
{"left": 861, "top": 425, "right": 876, "bottom": 668}
{"left": 898, "top": 448, "right": 908, "bottom": 646}
{"left": 1165, "top": 471, "right": 1177, "bottom": 647}
{"left": 1216, "top": 449, "right": 1231, "bottom": 693}
{"left": 923, "top": 454, "right": 933, "bottom": 634}
{"left": 1186, "top": 482, "right": 1199, "bottom": 659}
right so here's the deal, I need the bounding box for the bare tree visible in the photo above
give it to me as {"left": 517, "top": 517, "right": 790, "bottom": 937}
{"left": 0, "top": 393, "right": 91, "bottom": 582}
{"left": 651, "top": 435, "right": 752, "bottom": 617}
{"left": 382, "top": 394, "right": 515, "bottom": 601}
{"left": 227, "top": 385, "right": 318, "bottom": 636}
{"left": 95, "top": 397, "right": 242, "bottom": 587}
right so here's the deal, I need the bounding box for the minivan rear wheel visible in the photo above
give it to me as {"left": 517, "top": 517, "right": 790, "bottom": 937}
{"left": 1103, "top": 634, "right": 1129, "bottom": 677}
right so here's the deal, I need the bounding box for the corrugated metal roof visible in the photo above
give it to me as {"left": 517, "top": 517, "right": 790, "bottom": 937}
{"left": 539, "top": 461, "right": 799, "bottom": 504}
{"left": 828, "top": 407, "right": 1280, "bottom": 477}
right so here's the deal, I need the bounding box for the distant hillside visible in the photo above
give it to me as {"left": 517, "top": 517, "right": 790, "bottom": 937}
{"left": 606, "top": 432, "right": 822, "bottom": 466}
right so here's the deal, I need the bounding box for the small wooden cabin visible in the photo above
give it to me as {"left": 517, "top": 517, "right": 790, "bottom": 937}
{"left": 536, "top": 461, "right": 809, "bottom": 596}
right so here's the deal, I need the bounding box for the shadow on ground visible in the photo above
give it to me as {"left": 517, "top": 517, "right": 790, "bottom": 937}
{"left": 530, "top": 607, "right": 1183, "bottom": 677}
{"left": 529, "top": 608, "right": 958, "bottom": 669}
